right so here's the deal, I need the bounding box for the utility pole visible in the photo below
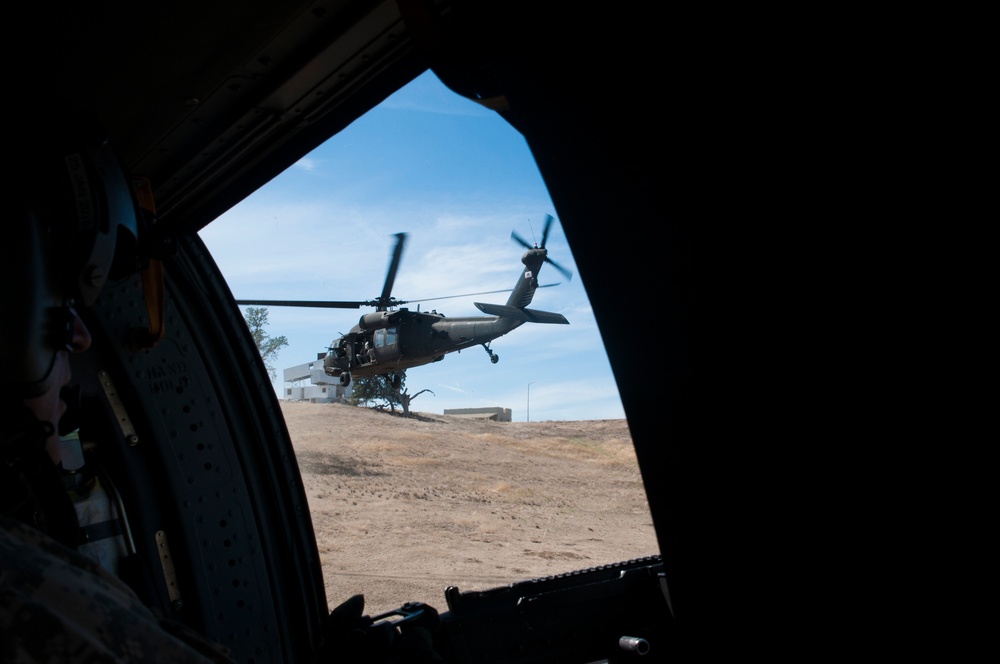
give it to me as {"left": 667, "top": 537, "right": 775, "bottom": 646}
{"left": 527, "top": 382, "right": 536, "bottom": 422}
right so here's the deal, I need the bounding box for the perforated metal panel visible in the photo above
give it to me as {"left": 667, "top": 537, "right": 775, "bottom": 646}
{"left": 76, "top": 236, "right": 326, "bottom": 663}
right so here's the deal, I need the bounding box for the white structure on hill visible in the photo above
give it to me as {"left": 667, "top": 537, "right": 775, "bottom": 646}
{"left": 282, "top": 355, "right": 349, "bottom": 403}
{"left": 282, "top": 358, "right": 509, "bottom": 418}
{"left": 443, "top": 407, "right": 512, "bottom": 422}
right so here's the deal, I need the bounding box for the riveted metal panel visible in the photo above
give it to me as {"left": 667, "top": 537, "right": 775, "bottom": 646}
{"left": 75, "top": 233, "right": 326, "bottom": 663}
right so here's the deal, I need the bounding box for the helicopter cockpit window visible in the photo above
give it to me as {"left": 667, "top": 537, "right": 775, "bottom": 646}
{"left": 373, "top": 328, "right": 396, "bottom": 348}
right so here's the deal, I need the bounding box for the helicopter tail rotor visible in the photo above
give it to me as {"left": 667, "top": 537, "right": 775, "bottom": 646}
{"left": 511, "top": 215, "right": 572, "bottom": 281}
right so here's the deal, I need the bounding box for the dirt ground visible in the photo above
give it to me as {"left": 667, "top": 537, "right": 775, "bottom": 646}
{"left": 281, "top": 401, "right": 660, "bottom": 617}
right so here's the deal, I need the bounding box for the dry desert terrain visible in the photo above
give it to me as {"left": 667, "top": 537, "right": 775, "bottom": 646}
{"left": 282, "top": 401, "right": 660, "bottom": 617}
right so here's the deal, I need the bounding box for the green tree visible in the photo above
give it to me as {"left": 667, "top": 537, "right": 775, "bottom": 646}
{"left": 243, "top": 306, "right": 288, "bottom": 380}
{"left": 398, "top": 386, "right": 434, "bottom": 417}
{"left": 351, "top": 373, "right": 405, "bottom": 411}
{"left": 351, "top": 372, "right": 434, "bottom": 416}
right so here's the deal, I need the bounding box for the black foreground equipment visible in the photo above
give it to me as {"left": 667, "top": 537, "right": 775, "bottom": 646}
{"left": 4, "top": 0, "right": 779, "bottom": 659}
{"left": 438, "top": 556, "right": 669, "bottom": 664}
{"left": 318, "top": 557, "right": 669, "bottom": 663}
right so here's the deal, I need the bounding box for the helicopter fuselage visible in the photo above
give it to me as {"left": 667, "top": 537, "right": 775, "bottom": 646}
{"left": 239, "top": 225, "right": 571, "bottom": 387}
{"left": 324, "top": 308, "right": 522, "bottom": 380}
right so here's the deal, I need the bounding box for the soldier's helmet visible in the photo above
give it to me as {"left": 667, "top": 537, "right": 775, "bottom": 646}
{"left": 2, "top": 110, "right": 141, "bottom": 400}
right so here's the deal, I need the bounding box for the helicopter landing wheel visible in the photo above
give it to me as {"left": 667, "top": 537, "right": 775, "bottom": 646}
{"left": 482, "top": 342, "right": 499, "bottom": 364}
{"left": 340, "top": 373, "right": 351, "bottom": 387}
{"left": 391, "top": 374, "right": 401, "bottom": 389}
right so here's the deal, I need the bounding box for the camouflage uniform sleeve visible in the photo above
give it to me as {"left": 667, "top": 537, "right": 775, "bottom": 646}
{"left": 1, "top": 516, "right": 234, "bottom": 663}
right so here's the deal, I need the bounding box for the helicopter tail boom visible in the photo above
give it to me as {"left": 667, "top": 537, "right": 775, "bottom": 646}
{"left": 474, "top": 302, "right": 569, "bottom": 324}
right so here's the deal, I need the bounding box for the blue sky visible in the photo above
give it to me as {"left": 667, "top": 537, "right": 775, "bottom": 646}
{"left": 199, "top": 71, "right": 624, "bottom": 421}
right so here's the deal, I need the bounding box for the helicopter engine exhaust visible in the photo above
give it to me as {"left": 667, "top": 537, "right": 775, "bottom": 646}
{"left": 358, "top": 311, "right": 399, "bottom": 331}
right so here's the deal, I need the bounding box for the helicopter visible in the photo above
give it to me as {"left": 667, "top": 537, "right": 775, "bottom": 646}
{"left": 235, "top": 215, "right": 573, "bottom": 388}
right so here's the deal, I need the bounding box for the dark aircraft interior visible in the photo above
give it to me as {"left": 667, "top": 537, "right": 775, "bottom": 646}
{"left": 4, "top": 1, "right": 759, "bottom": 661}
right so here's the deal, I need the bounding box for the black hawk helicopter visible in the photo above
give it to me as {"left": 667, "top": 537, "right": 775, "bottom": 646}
{"left": 236, "top": 215, "right": 572, "bottom": 388}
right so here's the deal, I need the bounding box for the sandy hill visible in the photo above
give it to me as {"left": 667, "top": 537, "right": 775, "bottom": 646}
{"left": 282, "top": 400, "right": 659, "bottom": 616}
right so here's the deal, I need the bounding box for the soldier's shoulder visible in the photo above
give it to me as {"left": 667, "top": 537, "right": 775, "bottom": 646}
{"left": 2, "top": 516, "right": 231, "bottom": 663}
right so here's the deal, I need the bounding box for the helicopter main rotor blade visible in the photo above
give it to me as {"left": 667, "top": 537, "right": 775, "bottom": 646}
{"left": 235, "top": 299, "right": 368, "bottom": 309}
{"left": 378, "top": 233, "right": 407, "bottom": 309}
{"left": 406, "top": 283, "right": 562, "bottom": 305}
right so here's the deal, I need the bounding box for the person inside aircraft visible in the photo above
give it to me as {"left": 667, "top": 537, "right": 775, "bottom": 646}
{"left": 1, "top": 108, "right": 443, "bottom": 664}
{"left": 1, "top": 113, "right": 237, "bottom": 663}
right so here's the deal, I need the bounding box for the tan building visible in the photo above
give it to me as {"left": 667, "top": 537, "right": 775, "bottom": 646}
{"left": 443, "top": 407, "right": 512, "bottom": 422}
